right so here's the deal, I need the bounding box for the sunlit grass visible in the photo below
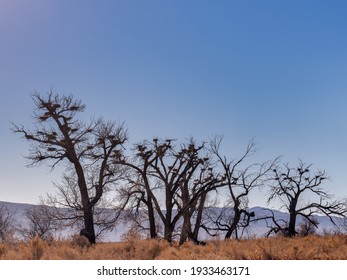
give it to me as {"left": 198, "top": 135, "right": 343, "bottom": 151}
{"left": 1, "top": 235, "right": 347, "bottom": 260}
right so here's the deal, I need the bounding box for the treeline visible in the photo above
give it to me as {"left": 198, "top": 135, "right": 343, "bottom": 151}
{"left": 4, "top": 91, "right": 346, "bottom": 244}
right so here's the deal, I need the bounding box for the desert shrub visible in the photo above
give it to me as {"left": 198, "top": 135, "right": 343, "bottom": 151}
{"left": 27, "top": 237, "right": 47, "bottom": 260}
{"left": 0, "top": 204, "right": 17, "bottom": 243}
{"left": 1, "top": 235, "right": 347, "bottom": 260}
{"left": 298, "top": 219, "right": 317, "bottom": 237}
{"left": 70, "top": 234, "right": 90, "bottom": 248}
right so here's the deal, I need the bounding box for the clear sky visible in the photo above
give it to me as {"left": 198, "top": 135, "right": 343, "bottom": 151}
{"left": 1, "top": 0, "right": 347, "bottom": 207}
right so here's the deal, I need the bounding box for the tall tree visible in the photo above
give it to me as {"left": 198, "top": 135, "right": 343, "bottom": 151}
{"left": 116, "top": 138, "right": 221, "bottom": 243}
{"left": 268, "top": 160, "right": 346, "bottom": 237}
{"left": 205, "top": 137, "right": 276, "bottom": 239}
{"left": 175, "top": 143, "right": 223, "bottom": 245}
{"left": 12, "top": 91, "right": 127, "bottom": 243}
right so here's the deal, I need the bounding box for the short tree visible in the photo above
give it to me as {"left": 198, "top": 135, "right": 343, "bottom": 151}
{"left": 0, "top": 203, "right": 17, "bottom": 242}
{"left": 12, "top": 91, "right": 127, "bottom": 243}
{"left": 268, "top": 160, "right": 346, "bottom": 237}
{"left": 21, "top": 204, "right": 60, "bottom": 242}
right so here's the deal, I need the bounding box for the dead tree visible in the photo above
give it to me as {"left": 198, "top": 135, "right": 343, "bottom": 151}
{"left": 267, "top": 160, "right": 347, "bottom": 237}
{"left": 21, "top": 204, "right": 61, "bottom": 242}
{"left": 0, "top": 203, "right": 17, "bottom": 242}
{"left": 12, "top": 91, "right": 127, "bottom": 243}
{"left": 205, "top": 136, "right": 277, "bottom": 239}
{"left": 176, "top": 151, "right": 223, "bottom": 245}
{"left": 115, "top": 138, "right": 222, "bottom": 243}
{"left": 113, "top": 141, "right": 162, "bottom": 239}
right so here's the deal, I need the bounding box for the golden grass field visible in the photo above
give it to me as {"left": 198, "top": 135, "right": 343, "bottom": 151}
{"left": 1, "top": 235, "right": 347, "bottom": 260}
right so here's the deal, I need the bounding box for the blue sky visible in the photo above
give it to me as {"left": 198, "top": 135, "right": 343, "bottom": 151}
{"left": 1, "top": 0, "right": 347, "bottom": 207}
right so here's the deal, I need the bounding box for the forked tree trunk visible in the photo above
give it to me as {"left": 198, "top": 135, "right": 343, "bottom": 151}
{"left": 192, "top": 193, "right": 207, "bottom": 241}
{"left": 179, "top": 212, "right": 192, "bottom": 245}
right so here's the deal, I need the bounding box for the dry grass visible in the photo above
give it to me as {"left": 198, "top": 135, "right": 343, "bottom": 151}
{"left": 1, "top": 235, "right": 347, "bottom": 260}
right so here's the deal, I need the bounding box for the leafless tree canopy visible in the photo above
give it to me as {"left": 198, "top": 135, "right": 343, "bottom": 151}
{"left": 12, "top": 91, "right": 127, "bottom": 243}
{"left": 267, "top": 160, "right": 347, "bottom": 237}
{"left": 10, "top": 91, "right": 347, "bottom": 244}
{"left": 115, "top": 138, "right": 225, "bottom": 243}
{"left": 201, "top": 136, "right": 278, "bottom": 240}
{"left": 0, "top": 204, "right": 17, "bottom": 242}
{"left": 20, "top": 204, "right": 61, "bottom": 242}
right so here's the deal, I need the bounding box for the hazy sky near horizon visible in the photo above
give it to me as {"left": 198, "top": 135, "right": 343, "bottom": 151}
{"left": 1, "top": 0, "right": 347, "bottom": 207}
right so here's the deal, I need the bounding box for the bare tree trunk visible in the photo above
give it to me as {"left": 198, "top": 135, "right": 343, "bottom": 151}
{"left": 82, "top": 205, "right": 96, "bottom": 244}
{"left": 74, "top": 162, "right": 97, "bottom": 244}
{"left": 179, "top": 212, "right": 191, "bottom": 245}
{"left": 164, "top": 224, "right": 173, "bottom": 243}
{"left": 286, "top": 199, "right": 298, "bottom": 237}
{"left": 164, "top": 202, "right": 173, "bottom": 243}
{"left": 288, "top": 212, "right": 297, "bottom": 237}
{"left": 191, "top": 193, "right": 207, "bottom": 243}
{"left": 147, "top": 197, "right": 157, "bottom": 239}
{"left": 225, "top": 208, "right": 241, "bottom": 239}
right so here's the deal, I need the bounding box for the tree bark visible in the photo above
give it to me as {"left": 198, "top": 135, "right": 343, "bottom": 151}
{"left": 179, "top": 212, "right": 192, "bottom": 245}
{"left": 288, "top": 212, "right": 297, "bottom": 237}
{"left": 82, "top": 205, "right": 96, "bottom": 244}
{"left": 147, "top": 196, "right": 157, "bottom": 239}
{"left": 225, "top": 207, "right": 241, "bottom": 239}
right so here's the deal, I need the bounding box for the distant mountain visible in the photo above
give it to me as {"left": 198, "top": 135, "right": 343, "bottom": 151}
{"left": 0, "top": 201, "right": 344, "bottom": 241}
{"left": 242, "top": 206, "right": 345, "bottom": 237}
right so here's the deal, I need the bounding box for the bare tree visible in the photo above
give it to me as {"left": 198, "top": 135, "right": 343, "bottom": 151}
{"left": 12, "top": 91, "right": 127, "bottom": 243}
{"left": 0, "top": 203, "right": 17, "bottom": 242}
{"left": 267, "top": 160, "right": 347, "bottom": 237}
{"left": 204, "top": 137, "right": 277, "bottom": 240}
{"left": 115, "top": 138, "right": 222, "bottom": 243}
{"left": 20, "top": 204, "right": 60, "bottom": 242}
{"left": 259, "top": 209, "right": 292, "bottom": 237}
{"left": 113, "top": 140, "right": 162, "bottom": 239}
{"left": 42, "top": 172, "right": 125, "bottom": 241}
{"left": 298, "top": 217, "right": 318, "bottom": 236}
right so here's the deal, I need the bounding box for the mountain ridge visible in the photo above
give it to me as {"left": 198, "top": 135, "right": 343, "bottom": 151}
{"left": 0, "top": 200, "right": 344, "bottom": 241}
